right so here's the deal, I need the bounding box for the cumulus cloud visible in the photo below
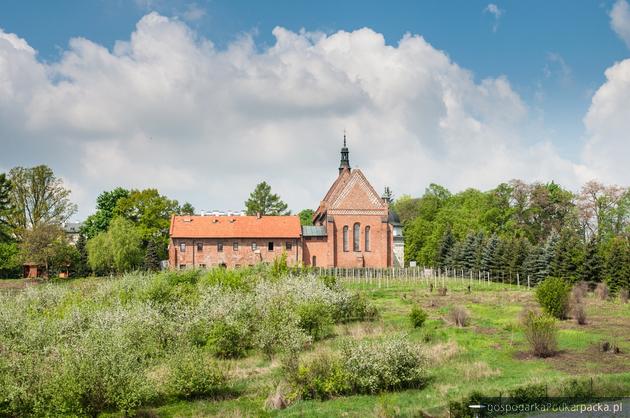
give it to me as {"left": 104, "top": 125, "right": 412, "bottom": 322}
{"left": 583, "top": 58, "right": 630, "bottom": 183}
{"left": 0, "top": 15, "right": 594, "bottom": 218}
{"left": 484, "top": 4, "right": 503, "bottom": 32}
{"left": 611, "top": 0, "right": 630, "bottom": 48}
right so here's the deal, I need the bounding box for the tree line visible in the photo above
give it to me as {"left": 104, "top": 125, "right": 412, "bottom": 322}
{"left": 393, "top": 180, "right": 630, "bottom": 292}
{"left": 0, "top": 172, "right": 312, "bottom": 278}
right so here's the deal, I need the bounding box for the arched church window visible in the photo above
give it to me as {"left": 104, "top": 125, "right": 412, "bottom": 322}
{"left": 365, "top": 226, "right": 371, "bottom": 251}
{"left": 353, "top": 223, "right": 360, "bottom": 252}
{"left": 343, "top": 226, "right": 349, "bottom": 252}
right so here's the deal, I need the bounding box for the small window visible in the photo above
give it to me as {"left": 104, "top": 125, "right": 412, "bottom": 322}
{"left": 235, "top": 264, "right": 241, "bottom": 268}
{"left": 233, "top": 242, "right": 239, "bottom": 251}
{"left": 217, "top": 242, "right": 223, "bottom": 252}
{"left": 252, "top": 242, "right": 258, "bottom": 251}
{"left": 343, "top": 226, "right": 349, "bottom": 252}
{"left": 285, "top": 241, "right": 293, "bottom": 251}
{"left": 268, "top": 242, "right": 274, "bottom": 251}
{"left": 199, "top": 264, "right": 206, "bottom": 269}
{"left": 312, "top": 256, "right": 317, "bottom": 267}
{"left": 179, "top": 264, "right": 186, "bottom": 270}
{"left": 179, "top": 243, "right": 186, "bottom": 252}
{"left": 196, "top": 242, "right": 203, "bottom": 252}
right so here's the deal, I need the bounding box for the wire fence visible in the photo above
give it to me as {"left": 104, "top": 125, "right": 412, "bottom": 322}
{"left": 309, "top": 266, "right": 534, "bottom": 291}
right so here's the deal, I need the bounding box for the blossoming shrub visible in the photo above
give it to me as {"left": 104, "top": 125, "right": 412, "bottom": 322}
{"left": 289, "top": 336, "right": 428, "bottom": 399}
{"left": 0, "top": 268, "right": 378, "bottom": 416}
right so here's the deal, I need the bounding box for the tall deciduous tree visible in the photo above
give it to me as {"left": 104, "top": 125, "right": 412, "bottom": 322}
{"left": 7, "top": 166, "right": 77, "bottom": 238}
{"left": 87, "top": 217, "right": 143, "bottom": 275}
{"left": 244, "top": 182, "right": 290, "bottom": 216}
{"left": 19, "top": 224, "right": 67, "bottom": 276}
{"left": 81, "top": 187, "right": 130, "bottom": 239}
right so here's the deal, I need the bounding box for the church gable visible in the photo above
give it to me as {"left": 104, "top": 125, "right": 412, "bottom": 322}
{"left": 330, "top": 170, "right": 386, "bottom": 211}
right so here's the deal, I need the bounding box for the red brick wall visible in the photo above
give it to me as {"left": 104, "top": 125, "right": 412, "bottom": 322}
{"left": 329, "top": 215, "right": 391, "bottom": 268}
{"left": 302, "top": 237, "right": 328, "bottom": 267}
{"left": 169, "top": 237, "right": 301, "bottom": 269}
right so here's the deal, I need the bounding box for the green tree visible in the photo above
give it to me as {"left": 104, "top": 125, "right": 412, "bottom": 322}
{"left": 298, "top": 209, "right": 314, "bottom": 226}
{"left": 114, "top": 188, "right": 180, "bottom": 257}
{"left": 0, "top": 173, "right": 12, "bottom": 242}
{"left": 244, "top": 182, "right": 290, "bottom": 216}
{"left": 81, "top": 188, "right": 130, "bottom": 239}
{"left": 87, "top": 217, "right": 143, "bottom": 275}
{"left": 19, "top": 224, "right": 67, "bottom": 276}
{"left": 603, "top": 236, "right": 630, "bottom": 293}
{"left": 178, "top": 202, "right": 195, "bottom": 215}
{"left": 7, "top": 166, "right": 77, "bottom": 238}
{"left": 480, "top": 234, "right": 499, "bottom": 273}
{"left": 580, "top": 238, "right": 603, "bottom": 282}
{"left": 0, "top": 241, "right": 21, "bottom": 278}
{"left": 74, "top": 233, "right": 89, "bottom": 277}
{"left": 436, "top": 227, "right": 455, "bottom": 268}
{"left": 549, "top": 228, "right": 584, "bottom": 283}
{"left": 144, "top": 237, "right": 162, "bottom": 272}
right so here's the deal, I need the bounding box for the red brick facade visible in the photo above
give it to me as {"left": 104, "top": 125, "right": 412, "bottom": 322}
{"left": 168, "top": 140, "right": 403, "bottom": 269}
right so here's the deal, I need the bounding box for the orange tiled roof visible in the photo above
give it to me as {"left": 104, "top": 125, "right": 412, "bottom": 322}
{"left": 169, "top": 215, "right": 301, "bottom": 238}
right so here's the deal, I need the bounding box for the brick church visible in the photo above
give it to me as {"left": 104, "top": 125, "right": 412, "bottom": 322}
{"left": 168, "top": 138, "right": 404, "bottom": 269}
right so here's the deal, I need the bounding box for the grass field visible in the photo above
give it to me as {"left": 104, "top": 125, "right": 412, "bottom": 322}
{"left": 137, "top": 278, "right": 630, "bottom": 417}
{"left": 2, "top": 274, "right": 629, "bottom": 417}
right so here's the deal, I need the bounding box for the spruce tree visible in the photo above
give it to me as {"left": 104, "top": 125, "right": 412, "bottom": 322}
{"left": 460, "top": 232, "right": 478, "bottom": 271}
{"left": 604, "top": 237, "right": 630, "bottom": 293}
{"left": 437, "top": 228, "right": 455, "bottom": 269}
{"left": 144, "top": 238, "right": 162, "bottom": 272}
{"left": 74, "top": 233, "right": 89, "bottom": 277}
{"left": 580, "top": 237, "right": 603, "bottom": 283}
{"left": 481, "top": 234, "right": 499, "bottom": 273}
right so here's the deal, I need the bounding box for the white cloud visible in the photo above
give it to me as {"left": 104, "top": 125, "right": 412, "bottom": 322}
{"left": 0, "top": 14, "right": 596, "bottom": 219}
{"left": 611, "top": 0, "right": 630, "bottom": 48}
{"left": 180, "top": 3, "right": 206, "bottom": 21}
{"left": 484, "top": 4, "right": 503, "bottom": 32}
{"left": 582, "top": 58, "right": 630, "bottom": 184}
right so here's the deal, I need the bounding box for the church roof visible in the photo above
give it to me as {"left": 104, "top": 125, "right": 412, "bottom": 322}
{"left": 302, "top": 225, "right": 327, "bottom": 237}
{"left": 170, "top": 215, "right": 301, "bottom": 239}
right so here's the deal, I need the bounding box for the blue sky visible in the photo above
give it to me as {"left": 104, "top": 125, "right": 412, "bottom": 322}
{"left": 1, "top": 0, "right": 630, "bottom": 218}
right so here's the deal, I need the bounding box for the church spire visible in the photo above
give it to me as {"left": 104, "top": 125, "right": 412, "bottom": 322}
{"left": 339, "top": 131, "right": 350, "bottom": 174}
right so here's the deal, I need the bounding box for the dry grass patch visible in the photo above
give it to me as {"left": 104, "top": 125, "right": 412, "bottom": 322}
{"left": 449, "top": 306, "right": 470, "bottom": 327}
{"left": 339, "top": 321, "right": 386, "bottom": 340}
{"left": 458, "top": 361, "right": 501, "bottom": 381}
{"left": 424, "top": 340, "right": 460, "bottom": 364}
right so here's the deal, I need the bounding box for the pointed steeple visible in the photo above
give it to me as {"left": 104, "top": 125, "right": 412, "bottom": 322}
{"left": 339, "top": 131, "right": 350, "bottom": 174}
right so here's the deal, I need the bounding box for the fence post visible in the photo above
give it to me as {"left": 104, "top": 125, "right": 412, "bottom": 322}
{"left": 527, "top": 275, "right": 531, "bottom": 290}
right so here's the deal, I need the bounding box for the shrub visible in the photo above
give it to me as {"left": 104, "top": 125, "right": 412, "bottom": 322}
{"left": 332, "top": 293, "right": 379, "bottom": 323}
{"left": 536, "top": 277, "right": 571, "bottom": 319}
{"left": 289, "top": 352, "right": 350, "bottom": 400}
{"left": 297, "top": 302, "right": 334, "bottom": 341}
{"left": 165, "top": 348, "right": 228, "bottom": 399}
{"left": 570, "top": 285, "right": 584, "bottom": 304}
{"left": 521, "top": 310, "right": 557, "bottom": 357}
{"left": 620, "top": 288, "right": 629, "bottom": 304}
{"left": 207, "top": 320, "right": 250, "bottom": 359}
{"left": 573, "top": 303, "right": 587, "bottom": 325}
{"left": 409, "top": 306, "right": 428, "bottom": 328}
{"left": 255, "top": 300, "right": 310, "bottom": 359}
{"left": 449, "top": 306, "right": 470, "bottom": 327}
{"left": 341, "top": 336, "right": 428, "bottom": 394}
{"left": 437, "top": 287, "right": 447, "bottom": 296}
{"left": 595, "top": 282, "right": 609, "bottom": 301}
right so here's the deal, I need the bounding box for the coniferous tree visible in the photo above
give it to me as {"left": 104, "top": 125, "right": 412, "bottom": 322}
{"left": 604, "top": 236, "right": 630, "bottom": 293}
{"left": 580, "top": 237, "right": 603, "bottom": 282}
{"left": 481, "top": 234, "right": 499, "bottom": 273}
{"left": 550, "top": 229, "right": 584, "bottom": 283}
{"left": 144, "top": 237, "right": 162, "bottom": 272}
{"left": 74, "top": 233, "right": 89, "bottom": 277}
{"left": 437, "top": 228, "right": 455, "bottom": 269}
{"left": 460, "top": 232, "right": 478, "bottom": 271}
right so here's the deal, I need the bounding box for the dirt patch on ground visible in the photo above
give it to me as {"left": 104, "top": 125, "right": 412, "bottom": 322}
{"left": 514, "top": 345, "right": 630, "bottom": 375}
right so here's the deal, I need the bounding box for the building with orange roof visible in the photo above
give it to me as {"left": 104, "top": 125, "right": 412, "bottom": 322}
{"left": 168, "top": 137, "right": 403, "bottom": 269}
